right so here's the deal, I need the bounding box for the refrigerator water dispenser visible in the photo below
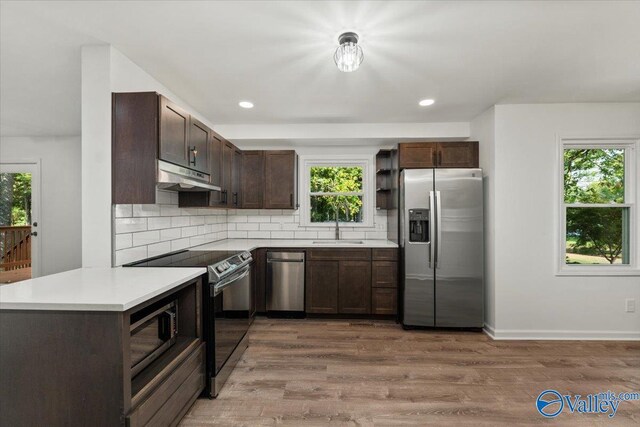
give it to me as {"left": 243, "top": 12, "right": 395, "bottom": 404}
{"left": 409, "top": 209, "right": 430, "bottom": 242}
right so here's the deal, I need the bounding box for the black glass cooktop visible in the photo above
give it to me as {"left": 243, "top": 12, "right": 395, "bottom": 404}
{"left": 125, "top": 250, "right": 234, "bottom": 268}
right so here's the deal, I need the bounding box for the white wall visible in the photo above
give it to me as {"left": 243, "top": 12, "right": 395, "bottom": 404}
{"left": 470, "top": 107, "right": 496, "bottom": 331}
{"left": 82, "top": 46, "right": 222, "bottom": 267}
{"left": 0, "top": 136, "right": 82, "bottom": 275}
{"left": 489, "top": 103, "right": 640, "bottom": 339}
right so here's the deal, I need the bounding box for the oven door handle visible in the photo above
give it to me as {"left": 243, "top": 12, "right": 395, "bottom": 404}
{"left": 212, "top": 266, "right": 251, "bottom": 296}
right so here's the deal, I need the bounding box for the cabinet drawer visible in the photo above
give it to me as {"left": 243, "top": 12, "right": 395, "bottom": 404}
{"left": 307, "top": 248, "right": 371, "bottom": 261}
{"left": 372, "top": 248, "right": 398, "bottom": 261}
{"left": 372, "top": 288, "right": 397, "bottom": 315}
{"left": 372, "top": 261, "right": 398, "bottom": 288}
{"left": 128, "top": 343, "right": 205, "bottom": 427}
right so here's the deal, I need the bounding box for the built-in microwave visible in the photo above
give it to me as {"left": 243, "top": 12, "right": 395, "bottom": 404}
{"left": 130, "top": 300, "right": 178, "bottom": 377}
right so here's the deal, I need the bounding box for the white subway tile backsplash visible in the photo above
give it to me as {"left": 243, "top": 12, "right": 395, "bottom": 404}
{"left": 115, "top": 217, "right": 147, "bottom": 234}
{"left": 294, "top": 231, "right": 317, "bottom": 239}
{"left": 171, "top": 216, "right": 190, "bottom": 228}
{"left": 115, "top": 233, "right": 132, "bottom": 250}
{"left": 148, "top": 241, "right": 171, "bottom": 257}
{"left": 247, "top": 215, "right": 271, "bottom": 223}
{"left": 155, "top": 189, "right": 173, "bottom": 205}
{"left": 115, "top": 246, "right": 147, "bottom": 266}
{"left": 227, "top": 223, "right": 237, "bottom": 231}
{"left": 341, "top": 231, "right": 366, "bottom": 240}
{"left": 189, "top": 216, "right": 205, "bottom": 226}
{"left": 281, "top": 223, "right": 300, "bottom": 231}
{"left": 133, "top": 204, "right": 160, "bottom": 217}
{"left": 160, "top": 205, "right": 181, "bottom": 217}
{"left": 115, "top": 205, "right": 132, "bottom": 218}
{"left": 236, "top": 223, "right": 259, "bottom": 231}
{"left": 171, "top": 238, "right": 191, "bottom": 251}
{"left": 228, "top": 231, "right": 248, "bottom": 238}
{"left": 259, "top": 223, "right": 281, "bottom": 231}
{"left": 228, "top": 215, "right": 247, "bottom": 223}
{"left": 247, "top": 231, "right": 271, "bottom": 239}
{"left": 160, "top": 228, "right": 181, "bottom": 241}
{"left": 271, "top": 231, "right": 294, "bottom": 239}
{"left": 148, "top": 217, "right": 171, "bottom": 230}
{"left": 181, "top": 226, "right": 199, "bottom": 238}
{"left": 132, "top": 230, "right": 161, "bottom": 247}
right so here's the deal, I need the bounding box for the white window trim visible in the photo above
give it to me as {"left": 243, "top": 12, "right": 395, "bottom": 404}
{"left": 556, "top": 136, "right": 640, "bottom": 276}
{"left": 299, "top": 154, "right": 375, "bottom": 228}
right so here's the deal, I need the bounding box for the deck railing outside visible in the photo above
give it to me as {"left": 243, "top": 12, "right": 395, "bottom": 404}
{"left": 0, "top": 226, "right": 32, "bottom": 271}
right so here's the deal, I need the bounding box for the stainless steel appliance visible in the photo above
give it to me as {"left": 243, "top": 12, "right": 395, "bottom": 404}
{"left": 400, "top": 169, "right": 483, "bottom": 328}
{"left": 156, "top": 159, "right": 221, "bottom": 192}
{"left": 266, "top": 252, "right": 305, "bottom": 316}
{"left": 129, "top": 300, "right": 178, "bottom": 377}
{"left": 126, "top": 249, "right": 253, "bottom": 397}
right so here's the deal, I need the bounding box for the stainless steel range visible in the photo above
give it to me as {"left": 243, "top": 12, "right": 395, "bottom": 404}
{"left": 126, "top": 249, "right": 254, "bottom": 397}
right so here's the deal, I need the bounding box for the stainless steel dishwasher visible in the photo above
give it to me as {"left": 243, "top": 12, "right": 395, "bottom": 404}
{"left": 266, "top": 251, "right": 305, "bottom": 317}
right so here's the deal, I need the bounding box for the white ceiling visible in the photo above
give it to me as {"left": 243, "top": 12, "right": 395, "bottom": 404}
{"left": 1, "top": 1, "right": 639, "bottom": 137}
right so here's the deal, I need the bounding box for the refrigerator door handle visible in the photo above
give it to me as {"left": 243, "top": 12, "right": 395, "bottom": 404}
{"left": 435, "top": 190, "right": 442, "bottom": 269}
{"left": 429, "top": 191, "right": 435, "bottom": 269}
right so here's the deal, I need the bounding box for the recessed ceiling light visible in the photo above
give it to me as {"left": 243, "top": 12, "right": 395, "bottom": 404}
{"left": 238, "top": 101, "right": 254, "bottom": 109}
{"left": 419, "top": 99, "right": 435, "bottom": 107}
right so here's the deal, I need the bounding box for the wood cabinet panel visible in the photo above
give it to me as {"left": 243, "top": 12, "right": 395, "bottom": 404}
{"left": 220, "top": 142, "right": 234, "bottom": 207}
{"left": 372, "top": 261, "right": 397, "bottom": 288}
{"left": 338, "top": 261, "right": 371, "bottom": 314}
{"left": 264, "top": 151, "right": 297, "bottom": 209}
{"left": 208, "top": 133, "right": 224, "bottom": 206}
{"left": 399, "top": 142, "right": 437, "bottom": 168}
{"left": 232, "top": 148, "right": 242, "bottom": 208}
{"left": 112, "top": 92, "right": 158, "bottom": 204}
{"left": 372, "top": 248, "right": 398, "bottom": 261}
{"left": 188, "top": 118, "right": 211, "bottom": 174}
{"left": 438, "top": 141, "right": 479, "bottom": 168}
{"left": 241, "top": 151, "right": 264, "bottom": 209}
{"left": 305, "top": 260, "right": 339, "bottom": 313}
{"left": 372, "top": 288, "right": 397, "bottom": 315}
{"left": 159, "top": 96, "right": 189, "bottom": 167}
{"left": 398, "top": 142, "right": 479, "bottom": 169}
{"left": 307, "top": 249, "right": 371, "bottom": 261}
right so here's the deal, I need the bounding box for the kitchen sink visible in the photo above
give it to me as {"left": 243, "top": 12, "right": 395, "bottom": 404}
{"left": 312, "top": 240, "right": 364, "bottom": 244}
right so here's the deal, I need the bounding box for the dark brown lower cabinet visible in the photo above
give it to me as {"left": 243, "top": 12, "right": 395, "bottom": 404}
{"left": 372, "top": 261, "right": 398, "bottom": 288}
{"left": 306, "top": 260, "right": 339, "bottom": 313}
{"left": 372, "top": 288, "right": 397, "bottom": 315}
{"left": 0, "top": 278, "right": 205, "bottom": 426}
{"left": 338, "top": 261, "right": 371, "bottom": 314}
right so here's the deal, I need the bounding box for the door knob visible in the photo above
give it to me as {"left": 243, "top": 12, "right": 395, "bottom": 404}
{"left": 31, "top": 231, "right": 38, "bottom": 237}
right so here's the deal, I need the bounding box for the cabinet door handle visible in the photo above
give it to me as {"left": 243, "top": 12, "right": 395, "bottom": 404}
{"left": 189, "top": 146, "right": 198, "bottom": 167}
{"left": 233, "top": 192, "right": 238, "bottom": 206}
{"left": 432, "top": 151, "right": 437, "bottom": 166}
{"left": 437, "top": 151, "right": 442, "bottom": 166}
{"left": 222, "top": 190, "right": 227, "bottom": 204}
{"left": 290, "top": 193, "right": 293, "bottom": 207}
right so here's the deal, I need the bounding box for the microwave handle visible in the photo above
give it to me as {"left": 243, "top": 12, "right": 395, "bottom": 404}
{"left": 158, "top": 310, "right": 177, "bottom": 341}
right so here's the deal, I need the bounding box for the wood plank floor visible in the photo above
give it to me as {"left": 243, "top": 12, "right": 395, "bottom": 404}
{"left": 181, "top": 318, "right": 640, "bottom": 426}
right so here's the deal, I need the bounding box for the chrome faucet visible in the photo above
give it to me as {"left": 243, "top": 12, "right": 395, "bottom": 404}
{"left": 334, "top": 200, "right": 350, "bottom": 240}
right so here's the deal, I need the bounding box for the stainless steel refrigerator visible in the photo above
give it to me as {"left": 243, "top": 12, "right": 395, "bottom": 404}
{"left": 400, "top": 168, "right": 483, "bottom": 328}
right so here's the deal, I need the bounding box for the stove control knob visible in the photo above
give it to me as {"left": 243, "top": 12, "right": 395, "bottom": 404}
{"left": 216, "top": 265, "right": 225, "bottom": 273}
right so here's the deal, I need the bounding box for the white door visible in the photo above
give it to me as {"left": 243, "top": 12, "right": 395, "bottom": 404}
{"left": 0, "top": 162, "right": 41, "bottom": 283}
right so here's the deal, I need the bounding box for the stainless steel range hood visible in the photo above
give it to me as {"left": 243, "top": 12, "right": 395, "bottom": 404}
{"left": 157, "top": 160, "right": 221, "bottom": 192}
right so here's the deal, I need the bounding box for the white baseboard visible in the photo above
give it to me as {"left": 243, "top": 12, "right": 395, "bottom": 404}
{"left": 483, "top": 326, "right": 640, "bottom": 341}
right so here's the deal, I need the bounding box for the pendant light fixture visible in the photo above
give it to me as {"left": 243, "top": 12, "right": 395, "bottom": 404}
{"left": 334, "top": 32, "right": 363, "bottom": 72}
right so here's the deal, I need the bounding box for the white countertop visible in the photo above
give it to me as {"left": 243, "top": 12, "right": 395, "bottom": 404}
{"left": 0, "top": 267, "right": 206, "bottom": 312}
{"left": 193, "top": 238, "right": 398, "bottom": 252}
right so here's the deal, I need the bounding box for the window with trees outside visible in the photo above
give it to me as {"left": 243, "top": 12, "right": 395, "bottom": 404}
{"left": 300, "top": 157, "right": 374, "bottom": 227}
{"left": 561, "top": 140, "right": 637, "bottom": 272}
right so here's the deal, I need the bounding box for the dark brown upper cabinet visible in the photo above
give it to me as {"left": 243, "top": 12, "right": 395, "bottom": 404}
{"left": 398, "top": 142, "right": 478, "bottom": 169}
{"left": 159, "top": 96, "right": 190, "bottom": 168}
{"left": 112, "top": 92, "right": 158, "bottom": 204}
{"left": 264, "top": 151, "right": 297, "bottom": 209}
{"left": 241, "top": 151, "right": 265, "bottom": 209}
{"left": 113, "top": 92, "right": 217, "bottom": 204}
{"left": 208, "top": 133, "right": 224, "bottom": 206}
{"left": 188, "top": 118, "right": 211, "bottom": 174}
{"left": 231, "top": 147, "right": 242, "bottom": 208}
{"left": 221, "top": 142, "right": 234, "bottom": 208}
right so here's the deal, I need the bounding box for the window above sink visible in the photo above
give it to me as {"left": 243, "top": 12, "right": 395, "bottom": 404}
{"left": 299, "top": 155, "right": 375, "bottom": 228}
